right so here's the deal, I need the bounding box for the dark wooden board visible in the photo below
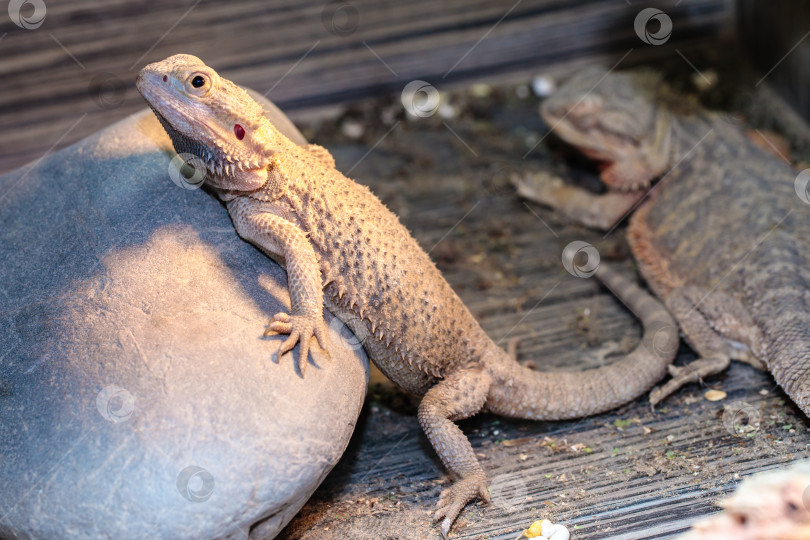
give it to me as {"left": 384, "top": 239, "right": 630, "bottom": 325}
{"left": 739, "top": 0, "right": 810, "bottom": 123}
{"left": 0, "top": 0, "right": 733, "bottom": 175}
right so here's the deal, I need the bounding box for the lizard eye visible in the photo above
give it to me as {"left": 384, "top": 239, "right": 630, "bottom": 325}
{"left": 186, "top": 73, "right": 211, "bottom": 96}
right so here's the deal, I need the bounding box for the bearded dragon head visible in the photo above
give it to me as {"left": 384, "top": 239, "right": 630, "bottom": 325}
{"left": 540, "top": 68, "right": 673, "bottom": 191}
{"left": 136, "top": 54, "right": 279, "bottom": 192}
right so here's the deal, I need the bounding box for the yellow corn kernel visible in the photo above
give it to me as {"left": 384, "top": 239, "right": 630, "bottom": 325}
{"left": 524, "top": 520, "right": 547, "bottom": 538}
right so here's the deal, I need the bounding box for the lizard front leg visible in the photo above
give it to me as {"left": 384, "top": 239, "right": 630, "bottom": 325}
{"left": 418, "top": 367, "right": 493, "bottom": 538}
{"left": 515, "top": 171, "right": 646, "bottom": 231}
{"left": 650, "top": 286, "right": 766, "bottom": 405}
{"left": 227, "top": 197, "right": 331, "bottom": 375}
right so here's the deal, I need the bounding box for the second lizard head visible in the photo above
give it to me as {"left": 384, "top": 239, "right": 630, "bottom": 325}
{"left": 540, "top": 68, "right": 673, "bottom": 191}
{"left": 136, "top": 54, "right": 277, "bottom": 192}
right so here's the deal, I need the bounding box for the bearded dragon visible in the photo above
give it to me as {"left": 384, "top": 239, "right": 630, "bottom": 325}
{"left": 136, "top": 55, "right": 678, "bottom": 537}
{"left": 517, "top": 69, "right": 810, "bottom": 415}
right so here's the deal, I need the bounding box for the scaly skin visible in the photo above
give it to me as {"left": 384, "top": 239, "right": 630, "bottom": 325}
{"left": 520, "top": 69, "right": 810, "bottom": 416}
{"left": 136, "top": 55, "right": 678, "bottom": 537}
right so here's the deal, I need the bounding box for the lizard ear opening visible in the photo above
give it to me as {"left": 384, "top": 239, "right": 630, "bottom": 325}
{"left": 231, "top": 167, "right": 268, "bottom": 191}
{"left": 209, "top": 166, "right": 268, "bottom": 192}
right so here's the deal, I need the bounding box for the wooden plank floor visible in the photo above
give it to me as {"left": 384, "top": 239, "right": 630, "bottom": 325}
{"left": 0, "top": 0, "right": 733, "bottom": 175}
{"left": 276, "top": 68, "right": 810, "bottom": 538}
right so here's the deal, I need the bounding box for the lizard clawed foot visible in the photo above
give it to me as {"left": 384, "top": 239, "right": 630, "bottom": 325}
{"left": 650, "top": 355, "right": 729, "bottom": 406}
{"left": 264, "top": 312, "right": 332, "bottom": 375}
{"left": 434, "top": 473, "right": 490, "bottom": 539}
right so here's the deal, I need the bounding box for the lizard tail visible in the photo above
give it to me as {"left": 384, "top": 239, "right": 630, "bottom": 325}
{"left": 485, "top": 263, "right": 679, "bottom": 420}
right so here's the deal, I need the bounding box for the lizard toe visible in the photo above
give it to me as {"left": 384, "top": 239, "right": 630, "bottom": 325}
{"left": 264, "top": 312, "right": 293, "bottom": 337}
{"left": 271, "top": 314, "right": 334, "bottom": 376}
{"left": 433, "top": 474, "right": 488, "bottom": 537}
{"left": 265, "top": 321, "right": 292, "bottom": 336}
{"left": 650, "top": 374, "right": 700, "bottom": 406}
{"left": 651, "top": 355, "right": 730, "bottom": 406}
{"left": 314, "top": 323, "right": 332, "bottom": 359}
{"left": 279, "top": 330, "right": 301, "bottom": 358}
{"left": 667, "top": 364, "right": 683, "bottom": 377}
{"left": 296, "top": 335, "right": 310, "bottom": 376}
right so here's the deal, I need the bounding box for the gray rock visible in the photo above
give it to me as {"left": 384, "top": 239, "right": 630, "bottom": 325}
{"left": 0, "top": 92, "right": 369, "bottom": 540}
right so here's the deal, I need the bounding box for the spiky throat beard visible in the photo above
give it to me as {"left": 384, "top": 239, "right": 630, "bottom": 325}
{"left": 149, "top": 106, "right": 262, "bottom": 178}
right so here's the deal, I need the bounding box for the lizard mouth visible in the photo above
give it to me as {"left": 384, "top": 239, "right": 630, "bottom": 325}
{"left": 550, "top": 115, "right": 640, "bottom": 164}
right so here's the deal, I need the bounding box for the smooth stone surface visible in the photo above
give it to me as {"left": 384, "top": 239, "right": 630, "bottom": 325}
{"left": 0, "top": 92, "right": 368, "bottom": 540}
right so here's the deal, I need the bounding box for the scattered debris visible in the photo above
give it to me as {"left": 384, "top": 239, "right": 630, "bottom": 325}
{"left": 439, "top": 102, "right": 457, "bottom": 119}
{"left": 690, "top": 69, "right": 718, "bottom": 92}
{"left": 531, "top": 75, "right": 556, "bottom": 98}
{"left": 704, "top": 389, "right": 727, "bottom": 401}
{"left": 471, "top": 83, "right": 492, "bottom": 98}
{"left": 518, "top": 518, "right": 570, "bottom": 539}
{"left": 341, "top": 119, "right": 364, "bottom": 139}
{"left": 613, "top": 417, "right": 639, "bottom": 430}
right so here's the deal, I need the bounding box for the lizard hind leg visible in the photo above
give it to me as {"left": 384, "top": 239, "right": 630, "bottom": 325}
{"left": 418, "top": 367, "right": 493, "bottom": 538}
{"left": 650, "top": 286, "right": 766, "bottom": 406}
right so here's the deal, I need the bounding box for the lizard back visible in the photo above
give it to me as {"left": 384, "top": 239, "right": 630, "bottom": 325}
{"left": 629, "top": 111, "right": 810, "bottom": 411}
{"left": 250, "top": 143, "right": 496, "bottom": 394}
